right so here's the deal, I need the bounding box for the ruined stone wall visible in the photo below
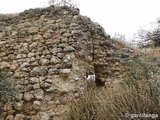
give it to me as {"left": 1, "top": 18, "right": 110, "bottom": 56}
{"left": 0, "top": 6, "right": 134, "bottom": 120}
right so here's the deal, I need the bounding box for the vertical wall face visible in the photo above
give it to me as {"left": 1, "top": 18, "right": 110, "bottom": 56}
{"left": 0, "top": 6, "right": 131, "bottom": 119}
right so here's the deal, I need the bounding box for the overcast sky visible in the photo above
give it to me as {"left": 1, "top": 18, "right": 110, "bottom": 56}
{"left": 0, "top": 0, "right": 160, "bottom": 40}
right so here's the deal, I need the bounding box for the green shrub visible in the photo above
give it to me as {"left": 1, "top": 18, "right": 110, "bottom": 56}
{"left": 123, "top": 60, "right": 158, "bottom": 87}
{"left": 0, "top": 69, "right": 17, "bottom": 114}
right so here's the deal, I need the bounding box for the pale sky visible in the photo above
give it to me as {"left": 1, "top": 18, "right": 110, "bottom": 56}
{"left": 0, "top": 0, "right": 160, "bottom": 40}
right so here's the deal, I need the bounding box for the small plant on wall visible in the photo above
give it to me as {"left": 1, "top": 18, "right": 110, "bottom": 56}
{"left": 0, "top": 69, "right": 17, "bottom": 114}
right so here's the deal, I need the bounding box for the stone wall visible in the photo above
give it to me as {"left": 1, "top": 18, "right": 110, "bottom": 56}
{"left": 0, "top": 6, "right": 134, "bottom": 120}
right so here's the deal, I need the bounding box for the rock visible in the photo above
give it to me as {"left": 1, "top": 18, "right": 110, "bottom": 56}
{"left": 25, "top": 116, "right": 32, "bottom": 120}
{"left": 58, "top": 44, "right": 67, "bottom": 48}
{"left": 38, "top": 112, "right": 50, "bottom": 120}
{"left": 37, "top": 67, "right": 48, "bottom": 76}
{"left": 57, "top": 48, "right": 63, "bottom": 53}
{"left": 45, "top": 55, "right": 52, "bottom": 59}
{"left": 122, "top": 48, "right": 134, "bottom": 53}
{"left": 62, "top": 33, "right": 71, "bottom": 37}
{"left": 45, "top": 95, "right": 53, "bottom": 101}
{"left": 55, "top": 100, "right": 61, "bottom": 105}
{"left": 0, "top": 52, "right": 6, "bottom": 57}
{"left": 50, "top": 56, "right": 60, "bottom": 64}
{"left": 0, "top": 41, "right": 6, "bottom": 45}
{"left": 30, "top": 67, "right": 39, "bottom": 77}
{"left": 33, "top": 83, "right": 40, "bottom": 89}
{"left": 39, "top": 59, "right": 49, "bottom": 66}
{"left": 52, "top": 39, "right": 60, "bottom": 44}
{"left": 72, "top": 15, "right": 83, "bottom": 24}
{"left": 16, "top": 54, "right": 22, "bottom": 59}
{"left": 33, "top": 89, "right": 44, "bottom": 100}
{"left": 15, "top": 102, "right": 23, "bottom": 111}
{"left": 70, "top": 23, "right": 79, "bottom": 27}
{"left": 3, "top": 103, "right": 13, "bottom": 111}
{"left": 33, "top": 34, "right": 43, "bottom": 41}
{"left": 0, "top": 32, "right": 6, "bottom": 39}
{"left": 29, "top": 42, "right": 38, "bottom": 48}
{"left": 27, "top": 27, "right": 39, "bottom": 34}
{"left": 46, "top": 87, "right": 57, "bottom": 93}
{"left": 14, "top": 114, "right": 25, "bottom": 120}
{"left": 43, "top": 32, "right": 52, "bottom": 38}
{"left": 21, "top": 68, "right": 30, "bottom": 72}
{"left": 15, "top": 93, "right": 23, "bottom": 101}
{"left": 100, "top": 40, "right": 115, "bottom": 47}
{"left": 24, "top": 92, "right": 34, "bottom": 101}
{"left": 61, "top": 38, "right": 68, "bottom": 43}
{"left": 0, "top": 61, "right": 10, "bottom": 69}
{"left": 64, "top": 46, "right": 75, "bottom": 52}
{"left": 4, "top": 26, "right": 12, "bottom": 32}
{"left": 30, "top": 57, "right": 36, "bottom": 62}
{"left": 50, "top": 48, "right": 58, "bottom": 55}
{"left": 61, "top": 97, "right": 68, "bottom": 105}
{"left": 74, "top": 93, "right": 80, "bottom": 98}
{"left": 72, "top": 8, "right": 80, "bottom": 15}
{"left": 59, "top": 69, "right": 71, "bottom": 74}
{"left": 43, "top": 49, "right": 50, "bottom": 55}
{"left": 7, "top": 110, "right": 16, "bottom": 116}
{"left": 15, "top": 85, "right": 24, "bottom": 90}
{"left": 6, "top": 115, "right": 14, "bottom": 120}
{"left": 71, "top": 30, "right": 83, "bottom": 36}
{"left": 63, "top": 62, "right": 72, "bottom": 68}
{"left": 29, "top": 77, "right": 39, "bottom": 84}
{"left": 57, "top": 53, "right": 64, "bottom": 59}
{"left": 30, "top": 62, "right": 39, "bottom": 67}
{"left": 10, "top": 64, "right": 18, "bottom": 71}
{"left": 13, "top": 72, "right": 21, "bottom": 78}
{"left": 11, "top": 31, "right": 18, "bottom": 36}
{"left": 28, "top": 53, "right": 35, "bottom": 57}
{"left": 40, "top": 82, "right": 51, "bottom": 89}
{"left": 33, "top": 100, "right": 41, "bottom": 110}
{"left": 48, "top": 69, "right": 59, "bottom": 75}
{"left": 120, "top": 53, "right": 129, "bottom": 58}
{"left": 21, "top": 62, "right": 30, "bottom": 68}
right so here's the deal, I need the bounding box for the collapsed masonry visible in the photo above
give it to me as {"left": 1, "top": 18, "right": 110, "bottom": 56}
{"left": 0, "top": 6, "right": 136, "bottom": 120}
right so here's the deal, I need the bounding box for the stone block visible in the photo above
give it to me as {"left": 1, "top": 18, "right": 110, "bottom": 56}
{"left": 33, "top": 89, "right": 44, "bottom": 100}
{"left": 59, "top": 69, "right": 71, "bottom": 74}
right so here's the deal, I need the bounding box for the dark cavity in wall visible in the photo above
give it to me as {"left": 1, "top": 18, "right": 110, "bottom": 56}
{"left": 94, "top": 65, "right": 105, "bottom": 87}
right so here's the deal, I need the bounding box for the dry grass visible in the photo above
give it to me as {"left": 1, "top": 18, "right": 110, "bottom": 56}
{"left": 111, "top": 38, "right": 135, "bottom": 54}
{"left": 0, "top": 13, "right": 19, "bottom": 20}
{"left": 66, "top": 81, "right": 160, "bottom": 120}
{"left": 112, "top": 38, "right": 129, "bottom": 49}
{"left": 66, "top": 56, "right": 160, "bottom": 120}
{"left": 131, "top": 46, "right": 160, "bottom": 60}
{"left": 140, "top": 48, "right": 160, "bottom": 60}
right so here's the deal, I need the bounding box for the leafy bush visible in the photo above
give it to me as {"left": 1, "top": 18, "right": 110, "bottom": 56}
{"left": 123, "top": 60, "right": 158, "bottom": 86}
{"left": 0, "top": 69, "right": 17, "bottom": 114}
